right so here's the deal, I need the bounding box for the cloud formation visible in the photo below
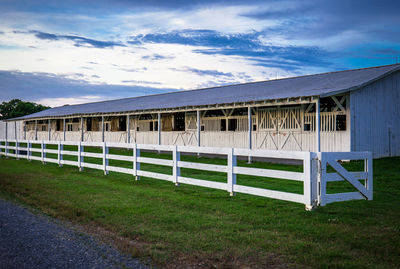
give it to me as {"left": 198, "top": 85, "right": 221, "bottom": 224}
{"left": 31, "top": 30, "right": 125, "bottom": 48}
{"left": 0, "top": 0, "right": 399, "bottom": 106}
{"left": 0, "top": 70, "right": 174, "bottom": 107}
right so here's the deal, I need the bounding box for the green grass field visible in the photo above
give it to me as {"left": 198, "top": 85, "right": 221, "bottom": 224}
{"left": 0, "top": 146, "right": 399, "bottom": 268}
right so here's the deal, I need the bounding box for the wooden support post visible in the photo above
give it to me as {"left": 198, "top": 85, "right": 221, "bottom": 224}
{"left": 248, "top": 106, "right": 252, "bottom": 163}
{"left": 158, "top": 112, "right": 161, "bottom": 145}
{"left": 197, "top": 110, "right": 201, "bottom": 147}
{"left": 318, "top": 152, "right": 326, "bottom": 206}
{"left": 127, "top": 115, "right": 130, "bottom": 143}
{"left": 15, "top": 139, "right": 19, "bottom": 160}
{"left": 41, "top": 140, "right": 46, "bottom": 164}
{"left": 227, "top": 148, "right": 236, "bottom": 196}
{"left": 311, "top": 152, "right": 319, "bottom": 208}
{"left": 315, "top": 98, "right": 321, "bottom": 152}
{"left": 23, "top": 121, "right": 26, "bottom": 140}
{"left": 78, "top": 141, "right": 84, "bottom": 171}
{"left": 133, "top": 143, "right": 140, "bottom": 180}
{"left": 303, "top": 152, "right": 315, "bottom": 210}
{"left": 27, "top": 141, "right": 31, "bottom": 161}
{"left": 34, "top": 120, "right": 37, "bottom": 140}
{"left": 173, "top": 145, "right": 180, "bottom": 186}
{"left": 5, "top": 139, "right": 8, "bottom": 158}
{"left": 63, "top": 118, "right": 66, "bottom": 141}
{"left": 80, "top": 117, "right": 84, "bottom": 142}
{"left": 58, "top": 141, "right": 63, "bottom": 167}
{"left": 48, "top": 119, "right": 51, "bottom": 140}
{"left": 134, "top": 117, "right": 137, "bottom": 143}
{"left": 103, "top": 142, "right": 108, "bottom": 175}
{"left": 101, "top": 116, "right": 105, "bottom": 142}
{"left": 5, "top": 122, "right": 8, "bottom": 157}
{"left": 366, "top": 152, "right": 373, "bottom": 200}
{"left": 14, "top": 121, "right": 17, "bottom": 140}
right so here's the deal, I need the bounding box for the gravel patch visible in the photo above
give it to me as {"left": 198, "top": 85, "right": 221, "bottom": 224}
{"left": 0, "top": 198, "right": 148, "bottom": 269}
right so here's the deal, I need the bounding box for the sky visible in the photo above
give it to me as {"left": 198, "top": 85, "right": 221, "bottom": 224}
{"left": 0, "top": 0, "right": 399, "bottom": 107}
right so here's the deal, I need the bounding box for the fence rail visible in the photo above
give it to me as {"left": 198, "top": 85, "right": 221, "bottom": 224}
{"left": 0, "top": 139, "right": 373, "bottom": 210}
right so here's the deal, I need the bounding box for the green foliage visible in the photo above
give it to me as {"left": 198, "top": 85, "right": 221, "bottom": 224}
{"left": 0, "top": 99, "right": 50, "bottom": 120}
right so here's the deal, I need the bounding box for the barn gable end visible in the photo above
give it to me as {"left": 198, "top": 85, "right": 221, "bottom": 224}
{"left": 350, "top": 70, "right": 400, "bottom": 157}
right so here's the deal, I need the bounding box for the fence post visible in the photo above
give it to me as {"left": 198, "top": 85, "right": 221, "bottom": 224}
{"left": 227, "top": 148, "right": 236, "bottom": 196}
{"left": 78, "top": 142, "right": 84, "bottom": 171}
{"left": 41, "top": 140, "right": 46, "bottom": 164}
{"left": 311, "top": 152, "right": 319, "bottom": 207}
{"left": 5, "top": 122, "right": 8, "bottom": 146}
{"left": 173, "top": 145, "right": 180, "bottom": 186}
{"left": 318, "top": 152, "right": 326, "bottom": 206}
{"left": 133, "top": 143, "right": 136, "bottom": 179}
{"left": 304, "top": 152, "right": 317, "bottom": 211}
{"left": 27, "top": 140, "right": 31, "bottom": 161}
{"left": 58, "top": 141, "right": 63, "bottom": 167}
{"left": 5, "top": 140, "right": 8, "bottom": 158}
{"left": 134, "top": 145, "right": 140, "bottom": 180}
{"left": 103, "top": 142, "right": 108, "bottom": 175}
{"left": 366, "top": 152, "right": 373, "bottom": 200}
{"left": 15, "top": 140, "right": 19, "bottom": 160}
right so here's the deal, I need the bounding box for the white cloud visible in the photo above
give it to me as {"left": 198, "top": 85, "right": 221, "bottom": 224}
{"left": 0, "top": 3, "right": 332, "bottom": 102}
{"left": 0, "top": 29, "right": 300, "bottom": 91}
{"left": 35, "top": 95, "right": 106, "bottom": 107}
{"left": 115, "top": 5, "right": 274, "bottom": 35}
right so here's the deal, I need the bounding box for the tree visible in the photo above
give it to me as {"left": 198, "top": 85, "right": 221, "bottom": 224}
{"left": 0, "top": 99, "right": 50, "bottom": 120}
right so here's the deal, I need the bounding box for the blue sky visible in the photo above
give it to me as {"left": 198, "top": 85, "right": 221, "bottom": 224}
{"left": 0, "top": 0, "right": 399, "bottom": 107}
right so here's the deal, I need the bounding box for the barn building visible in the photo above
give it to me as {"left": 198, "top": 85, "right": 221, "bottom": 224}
{"left": 3, "top": 64, "right": 400, "bottom": 158}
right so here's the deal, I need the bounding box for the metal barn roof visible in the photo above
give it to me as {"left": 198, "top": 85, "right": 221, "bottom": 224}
{"left": 15, "top": 63, "right": 400, "bottom": 120}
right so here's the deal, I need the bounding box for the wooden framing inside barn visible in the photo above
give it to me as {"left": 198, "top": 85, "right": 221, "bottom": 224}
{"left": 3, "top": 64, "right": 400, "bottom": 158}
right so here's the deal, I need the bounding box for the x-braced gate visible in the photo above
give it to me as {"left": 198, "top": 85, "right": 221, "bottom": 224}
{"left": 317, "top": 152, "right": 373, "bottom": 206}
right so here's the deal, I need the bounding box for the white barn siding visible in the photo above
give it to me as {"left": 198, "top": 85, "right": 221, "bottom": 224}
{"left": 161, "top": 131, "right": 198, "bottom": 146}
{"left": 350, "top": 71, "right": 400, "bottom": 158}
{"left": 253, "top": 131, "right": 350, "bottom": 152}
{"left": 0, "top": 121, "right": 23, "bottom": 140}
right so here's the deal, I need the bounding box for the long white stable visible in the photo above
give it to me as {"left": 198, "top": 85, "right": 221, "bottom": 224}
{"left": 0, "top": 139, "right": 373, "bottom": 210}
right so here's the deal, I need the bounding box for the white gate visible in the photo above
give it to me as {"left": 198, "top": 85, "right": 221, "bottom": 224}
{"left": 318, "top": 152, "right": 373, "bottom": 206}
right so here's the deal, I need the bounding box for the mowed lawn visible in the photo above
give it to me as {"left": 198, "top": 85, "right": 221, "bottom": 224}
{"left": 0, "top": 147, "right": 399, "bottom": 268}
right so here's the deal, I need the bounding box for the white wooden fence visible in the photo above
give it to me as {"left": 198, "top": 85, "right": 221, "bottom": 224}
{"left": 0, "top": 139, "right": 373, "bottom": 210}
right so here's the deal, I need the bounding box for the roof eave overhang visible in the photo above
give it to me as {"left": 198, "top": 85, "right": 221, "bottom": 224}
{"left": 321, "top": 65, "right": 400, "bottom": 98}
{"left": 13, "top": 95, "right": 320, "bottom": 122}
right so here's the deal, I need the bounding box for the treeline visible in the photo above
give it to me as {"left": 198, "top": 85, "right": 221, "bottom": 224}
{"left": 0, "top": 99, "right": 50, "bottom": 120}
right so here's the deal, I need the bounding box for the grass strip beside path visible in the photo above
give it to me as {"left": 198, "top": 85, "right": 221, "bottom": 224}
{"left": 0, "top": 156, "right": 399, "bottom": 268}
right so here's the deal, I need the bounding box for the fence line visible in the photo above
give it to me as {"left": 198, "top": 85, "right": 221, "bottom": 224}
{"left": 0, "top": 139, "right": 373, "bottom": 210}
